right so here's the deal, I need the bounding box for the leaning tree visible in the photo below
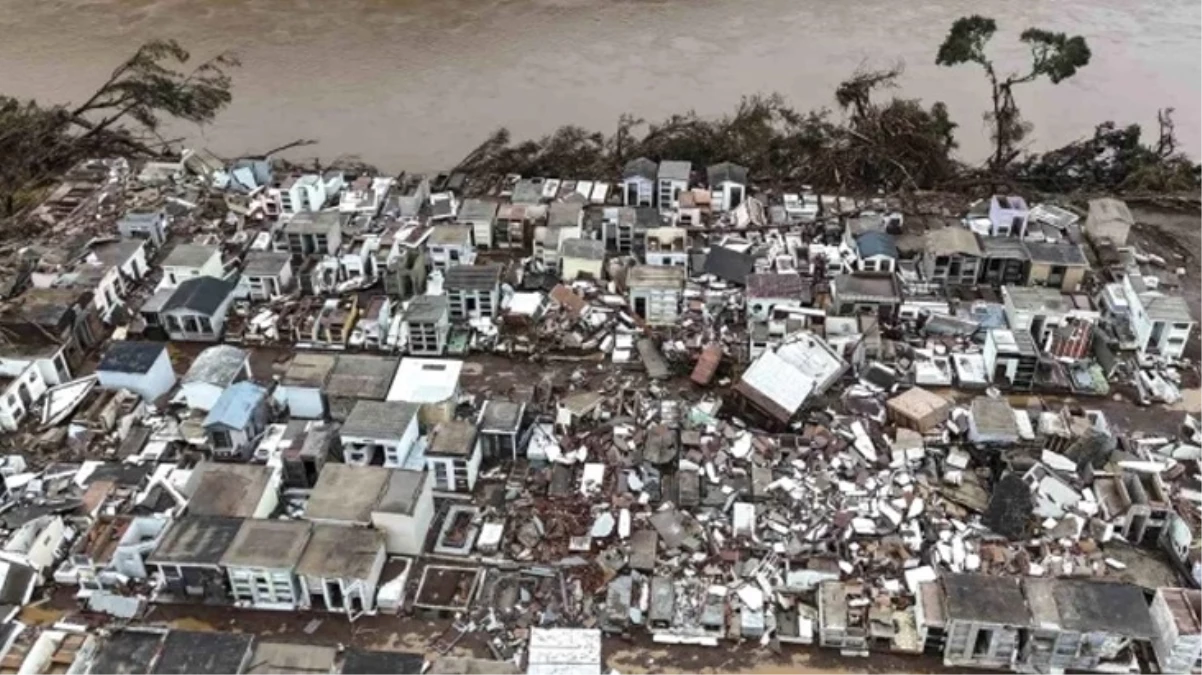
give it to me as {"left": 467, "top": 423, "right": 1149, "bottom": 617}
{"left": 935, "top": 15, "right": 1091, "bottom": 172}
{"left": 0, "top": 39, "right": 239, "bottom": 217}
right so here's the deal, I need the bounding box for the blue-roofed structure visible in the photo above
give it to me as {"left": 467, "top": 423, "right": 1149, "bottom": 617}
{"left": 856, "top": 231, "right": 899, "bottom": 259}
{"left": 855, "top": 230, "right": 899, "bottom": 273}
{"left": 203, "top": 381, "right": 269, "bottom": 460}
{"left": 204, "top": 381, "right": 265, "bottom": 429}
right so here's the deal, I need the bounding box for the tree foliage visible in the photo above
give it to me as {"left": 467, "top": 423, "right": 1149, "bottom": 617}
{"left": 1, "top": 33, "right": 1195, "bottom": 223}
{"left": 456, "top": 76, "right": 963, "bottom": 193}
{"left": 829, "top": 66, "right": 960, "bottom": 190}
{"left": 935, "top": 15, "right": 998, "bottom": 69}
{"left": 1015, "top": 109, "right": 1200, "bottom": 193}
{"left": 72, "top": 40, "right": 239, "bottom": 139}
{"left": 0, "top": 39, "right": 238, "bottom": 217}
{"left": 1019, "top": 29, "right": 1091, "bottom": 84}
{"left": 936, "top": 15, "right": 1091, "bottom": 171}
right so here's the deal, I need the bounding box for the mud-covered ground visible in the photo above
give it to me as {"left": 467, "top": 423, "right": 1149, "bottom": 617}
{"left": 21, "top": 589, "right": 974, "bottom": 674}
{"left": 1128, "top": 202, "right": 1201, "bottom": 324}
{"left": 11, "top": 200, "right": 1198, "bottom": 674}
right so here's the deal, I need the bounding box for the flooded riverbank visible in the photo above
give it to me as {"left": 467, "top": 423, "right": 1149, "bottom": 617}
{"left": 0, "top": 0, "right": 1197, "bottom": 170}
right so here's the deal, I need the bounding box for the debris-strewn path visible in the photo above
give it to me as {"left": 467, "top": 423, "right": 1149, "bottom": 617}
{"left": 24, "top": 588, "right": 975, "bottom": 674}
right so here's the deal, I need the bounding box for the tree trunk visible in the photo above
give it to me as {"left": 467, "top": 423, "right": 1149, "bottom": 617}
{"left": 989, "top": 78, "right": 1004, "bottom": 171}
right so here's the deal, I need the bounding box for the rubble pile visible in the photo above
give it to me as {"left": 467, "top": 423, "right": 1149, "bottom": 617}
{"left": 0, "top": 152, "right": 1195, "bottom": 674}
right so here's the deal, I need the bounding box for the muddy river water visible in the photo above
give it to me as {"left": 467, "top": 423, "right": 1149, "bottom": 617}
{"left": 0, "top": 0, "right": 1197, "bottom": 171}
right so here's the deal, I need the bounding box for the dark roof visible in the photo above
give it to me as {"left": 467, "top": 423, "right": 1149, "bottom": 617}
{"left": 306, "top": 464, "right": 392, "bottom": 523}
{"left": 161, "top": 243, "right": 218, "bottom": 269}
{"left": 1023, "top": 241, "right": 1088, "bottom": 266}
{"left": 90, "top": 240, "right": 145, "bottom": 269}
{"left": 431, "top": 195, "right": 456, "bottom": 219}
{"left": 325, "top": 355, "right": 399, "bottom": 400}
{"left": 220, "top": 519, "right": 311, "bottom": 569}
{"left": 984, "top": 474, "right": 1032, "bottom": 540}
{"left": 284, "top": 211, "right": 341, "bottom": 235}
{"left": 91, "top": 630, "right": 166, "bottom": 675}
{"left": 479, "top": 400, "right": 524, "bottom": 432}
{"left": 979, "top": 236, "right": 1029, "bottom": 259}
{"left": 186, "top": 463, "right": 273, "bottom": 517}
{"left": 444, "top": 264, "right": 503, "bottom": 291}
{"left": 548, "top": 202, "right": 584, "bottom": 228}
{"left": 241, "top": 250, "right": 290, "bottom": 277}
{"left": 925, "top": 227, "right": 981, "bottom": 257}
{"left": 856, "top": 231, "right": 898, "bottom": 259}
{"left": 281, "top": 352, "right": 336, "bottom": 388}
{"left": 84, "top": 462, "right": 152, "bottom": 488}
{"left": 404, "top": 295, "right": 448, "bottom": 323}
{"left": 374, "top": 469, "right": 427, "bottom": 516}
{"left": 622, "top": 157, "right": 658, "bottom": 181}
{"left": 511, "top": 178, "right": 545, "bottom": 205}
{"left": 296, "top": 524, "right": 384, "bottom": 580}
{"left": 458, "top": 198, "right": 498, "bottom": 222}
{"left": 98, "top": 341, "right": 167, "bottom": 375}
{"left": 634, "top": 207, "right": 661, "bottom": 229}
{"left": 1051, "top": 580, "right": 1157, "bottom": 638}
{"left": 834, "top": 273, "right": 902, "bottom": 300}
{"left": 942, "top": 573, "right": 1031, "bottom": 626}
{"left": 1, "top": 288, "right": 81, "bottom": 333}
{"left": 342, "top": 400, "right": 420, "bottom": 439}
{"left": 427, "top": 420, "right": 478, "bottom": 457}
{"left": 162, "top": 276, "right": 235, "bottom": 315}
{"left": 147, "top": 516, "right": 243, "bottom": 566}
{"left": 0, "top": 560, "right": 35, "bottom": 606}
{"left": 707, "top": 162, "right": 748, "bottom": 186}
{"left": 703, "top": 246, "right": 758, "bottom": 284}
{"left": 152, "top": 630, "right": 253, "bottom": 675}
{"left": 0, "top": 622, "right": 15, "bottom": 649}
{"left": 246, "top": 642, "right": 336, "bottom": 675}
{"left": 340, "top": 649, "right": 425, "bottom": 675}
{"left": 560, "top": 238, "right": 606, "bottom": 261}
{"left": 745, "top": 273, "right": 805, "bottom": 299}
{"left": 658, "top": 160, "right": 691, "bottom": 182}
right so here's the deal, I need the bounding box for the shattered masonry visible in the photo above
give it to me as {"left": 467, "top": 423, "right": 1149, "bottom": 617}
{"left": 0, "top": 154, "right": 1197, "bottom": 674}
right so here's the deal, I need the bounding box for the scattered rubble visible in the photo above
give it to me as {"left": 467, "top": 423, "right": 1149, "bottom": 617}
{"left": 0, "top": 155, "right": 1196, "bottom": 674}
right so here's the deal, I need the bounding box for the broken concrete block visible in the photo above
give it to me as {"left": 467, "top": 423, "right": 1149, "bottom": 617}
{"left": 630, "top": 529, "right": 657, "bottom": 572}
{"left": 733, "top": 502, "right": 756, "bottom": 538}
{"left": 650, "top": 507, "right": 686, "bottom": 550}
{"left": 591, "top": 512, "right": 616, "bottom": 538}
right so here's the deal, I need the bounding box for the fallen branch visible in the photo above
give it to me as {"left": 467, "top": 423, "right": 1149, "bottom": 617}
{"left": 244, "top": 138, "right": 318, "bottom": 159}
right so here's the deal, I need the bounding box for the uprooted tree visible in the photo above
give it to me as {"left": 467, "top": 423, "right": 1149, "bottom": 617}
{"left": 935, "top": 15, "right": 1092, "bottom": 172}
{"left": 1015, "top": 108, "right": 1201, "bottom": 193}
{"left": 828, "top": 65, "right": 960, "bottom": 190}
{"left": 0, "top": 39, "right": 239, "bottom": 217}
{"left": 1, "top": 34, "right": 1196, "bottom": 217}
{"left": 455, "top": 23, "right": 1194, "bottom": 195}
{"left": 455, "top": 70, "right": 963, "bottom": 193}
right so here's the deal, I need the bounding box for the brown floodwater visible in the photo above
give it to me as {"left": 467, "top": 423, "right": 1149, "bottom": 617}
{"left": 0, "top": 0, "right": 1198, "bottom": 171}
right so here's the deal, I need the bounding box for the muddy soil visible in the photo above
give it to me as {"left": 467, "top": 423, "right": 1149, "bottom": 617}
{"left": 1128, "top": 203, "right": 1202, "bottom": 365}
{"left": 22, "top": 587, "right": 974, "bottom": 674}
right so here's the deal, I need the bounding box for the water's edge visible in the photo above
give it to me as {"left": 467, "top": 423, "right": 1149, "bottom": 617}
{"left": 0, "top": 0, "right": 1197, "bottom": 172}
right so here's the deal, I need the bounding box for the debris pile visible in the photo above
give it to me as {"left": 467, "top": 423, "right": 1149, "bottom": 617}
{"left": 0, "top": 153, "right": 1196, "bottom": 675}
